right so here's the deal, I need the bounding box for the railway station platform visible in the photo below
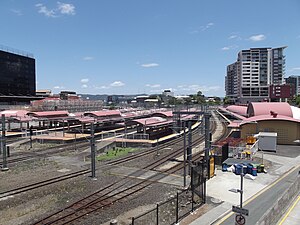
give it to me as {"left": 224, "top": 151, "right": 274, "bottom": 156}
{"left": 32, "top": 132, "right": 90, "bottom": 143}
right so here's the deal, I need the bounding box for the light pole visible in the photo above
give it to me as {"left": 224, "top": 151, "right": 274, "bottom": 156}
{"left": 229, "top": 165, "right": 247, "bottom": 209}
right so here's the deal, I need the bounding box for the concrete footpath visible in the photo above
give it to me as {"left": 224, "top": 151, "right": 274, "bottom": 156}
{"left": 188, "top": 151, "right": 300, "bottom": 225}
{"left": 277, "top": 195, "right": 300, "bottom": 225}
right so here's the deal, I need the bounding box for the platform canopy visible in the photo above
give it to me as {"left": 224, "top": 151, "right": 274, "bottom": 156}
{"left": 27, "top": 111, "right": 70, "bottom": 120}
{"left": 84, "top": 110, "right": 121, "bottom": 118}
{"left": 152, "top": 111, "right": 173, "bottom": 118}
{"left": 0, "top": 110, "right": 32, "bottom": 122}
{"left": 127, "top": 116, "right": 173, "bottom": 128}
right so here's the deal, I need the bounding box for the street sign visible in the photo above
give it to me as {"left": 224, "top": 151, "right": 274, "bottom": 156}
{"left": 232, "top": 205, "right": 249, "bottom": 216}
{"left": 235, "top": 214, "right": 245, "bottom": 225}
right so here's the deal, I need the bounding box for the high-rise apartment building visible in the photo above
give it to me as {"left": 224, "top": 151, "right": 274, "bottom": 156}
{"left": 225, "top": 47, "right": 287, "bottom": 103}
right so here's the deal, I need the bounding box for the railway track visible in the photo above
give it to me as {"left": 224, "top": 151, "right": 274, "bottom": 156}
{"left": 0, "top": 169, "right": 90, "bottom": 199}
{"left": 0, "top": 120, "right": 204, "bottom": 200}
{"left": 32, "top": 118, "right": 221, "bottom": 225}
{"left": 0, "top": 141, "right": 90, "bottom": 167}
{"left": 2, "top": 111, "right": 228, "bottom": 225}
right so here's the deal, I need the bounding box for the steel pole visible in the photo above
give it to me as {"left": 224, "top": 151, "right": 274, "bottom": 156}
{"left": 1, "top": 115, "right": 8, "bottom": 171}
{"left": 204, "top": 113, "right": 211, "bottom": 178}
{"left": 240, "top": 171, "right": 243, "bottom": 208}
{"left": 183, "top": 121, "right": 186, "bottom": 187}
{"left": 91, "top": 123, "right": 96, "bottom": 179}
{"left": 187, "top": 121, "right": 192, "bottom": 175}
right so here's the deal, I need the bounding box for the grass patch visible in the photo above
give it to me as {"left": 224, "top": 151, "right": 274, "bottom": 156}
{"left": 97, "top": 147, "right": 138, "bottom": 161}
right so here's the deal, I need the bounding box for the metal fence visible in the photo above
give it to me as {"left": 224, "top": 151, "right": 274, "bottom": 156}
{"left": 131, "top": 188, "right": 205, "bottom": 225}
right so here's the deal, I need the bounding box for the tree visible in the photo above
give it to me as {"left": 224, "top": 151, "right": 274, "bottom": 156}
{"left": 197, "top": 91, "right": 203, "bottom": 97}
{"left": 296, "top": 95, "right": 300, "bottom": 106}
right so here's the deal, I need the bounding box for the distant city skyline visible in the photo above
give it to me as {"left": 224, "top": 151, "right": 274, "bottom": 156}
{"left": 1, "top": 0, "right": 300, "bottom": 96}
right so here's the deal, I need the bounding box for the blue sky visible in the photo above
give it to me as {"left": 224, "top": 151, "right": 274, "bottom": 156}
{"left": 1, "top": 0, "right": 300, "bottom": 96}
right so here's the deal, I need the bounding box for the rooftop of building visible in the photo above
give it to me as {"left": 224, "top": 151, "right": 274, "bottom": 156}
{"left": 0, "top": 45, "right": 34, "bottom": 58}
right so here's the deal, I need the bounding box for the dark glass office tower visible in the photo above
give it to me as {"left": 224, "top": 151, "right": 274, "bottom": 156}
{"left": 0, "top": 49, "right": 36, "bottom": 96}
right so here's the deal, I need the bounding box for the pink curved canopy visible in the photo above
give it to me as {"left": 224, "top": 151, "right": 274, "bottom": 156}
{"left": 226, "top": 105, "right": 248, "bottom": 117}
{"left": 247, "top": 102, "right": 293, "bottom": 118}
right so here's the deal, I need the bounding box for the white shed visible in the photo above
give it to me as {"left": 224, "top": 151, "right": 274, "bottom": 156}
{"left": 255, "top": 132, "right": 277, "bottom": 152}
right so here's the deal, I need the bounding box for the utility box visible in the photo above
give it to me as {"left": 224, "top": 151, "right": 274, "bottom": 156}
{"left": 256, "top": 132, "right": 277, "bottom": 152}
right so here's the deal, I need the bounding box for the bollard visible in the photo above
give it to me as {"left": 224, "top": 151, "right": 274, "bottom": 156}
{"left": 110, "top": 219, "right": 118, "bottom": 225}
{"left": 7, "top": 146, "right": 10, "bottom": 157}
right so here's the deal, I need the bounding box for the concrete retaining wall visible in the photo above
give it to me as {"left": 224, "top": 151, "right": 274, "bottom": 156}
{"left": 256, "top": 174, "right": 300, "bottom": 225}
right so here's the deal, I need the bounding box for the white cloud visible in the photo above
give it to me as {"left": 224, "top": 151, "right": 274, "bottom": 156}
{"left": 146, "top": 84, "right": 161, "bottom": 88}
{"left": 83, "top": 56, "right": 94, "bottom": 61}
{"left": 290, "top": 67, "right": 300, "bottom": 71}
{"left": 57, "top": 2, "right": 75, "bottom": 15}
{"left": 53, "top": 85, "right": 65, "bottom": 89}
{"left": 221, "top": 45, "right": 238, "bottom": 51}
{"left": 110, "top": 81, "right": 125, "bottom": 87}
{"left": 141, "top": 63, "right": 159, "bottom": 68}
{"left": 189, "top": 22, "right": 214, "bottom": 34}
{"left": 35, "top": 2, "right": 75, "bottom": 17}
{"left": 80, "top": 78, "right": 89, "bottom": 83}
{"left": 99, "top": 85, "right": 109, "bottom": 89}
{"left": 81, "top": 84, "right": 88, "bottom": 88}
{"left": 249, "top": 34, "right": 266, "bottom": 42}
{"left": 228, "top": 35, "right": 237, "bottom": 39}
{"left": 177, "top": 84, "right": 222, "bottom": 93}
{"left": 222, "top": 47, "right": 230, "bottom": 51}
{"left": 94, "top": 85, "right": 110, "bottom": 89}
{"left": 228, "top": 35, "right": 242, "bottom": 40}
{"left": 36, "top": 3, "right": 56, "bottom": 17}
{"left": 201, "top": 22, "right": 214, "bottom": 31}
{"left": 11, "top": 9, "right": 23, "bottom": 16}
{"left": 150, "top": 89, "right": 164, "bottom": 93}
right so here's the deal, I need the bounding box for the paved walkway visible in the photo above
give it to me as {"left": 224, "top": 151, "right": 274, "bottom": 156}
{"left": 188, "top": 150, "right": 300, "bottom": 225}
{"left": 278, "top": 195, "right": 300, "bottom": 225}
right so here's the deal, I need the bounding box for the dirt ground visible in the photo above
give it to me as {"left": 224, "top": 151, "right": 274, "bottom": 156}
{"left": 0, "top": 147, "right": 181, "bottom": 225}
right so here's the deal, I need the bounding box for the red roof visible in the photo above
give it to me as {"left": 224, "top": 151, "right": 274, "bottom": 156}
{"left": 218, "top": 107, "right": 247, "bottom": 120}
{"left": 131, "top": 117, "right": 167, "bottom": 126}
{"left": 247, "top": 102, "right": 293, "bottom": 118}
{"left": 241, "top": 114, "right": 300, "bottom": 125}
{"left": 77, "top": 117, "right": 96, "bottom": 123}
{"left": 84, "top": 110, "right": 121, "bottom": 117}
{"left": 1, "top": 110, "right": 29, "bottom": 117}
{"left": 152, "top": 111, "right": 173, "bottom": 118}
{"left": 0, "top": 110, "right": 32, "bottom": 122}
{"left": 27, "top": 111, "right": 69, "bottom": 118}
{"left": 121, "top": 112, "right": 138, "bottom": 118}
